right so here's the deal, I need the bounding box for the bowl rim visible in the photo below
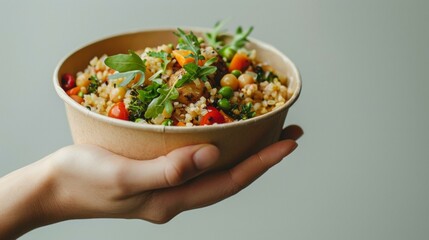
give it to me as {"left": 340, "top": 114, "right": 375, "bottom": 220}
{"left": 53, "top": 27, "right": 302, "bottom": 133}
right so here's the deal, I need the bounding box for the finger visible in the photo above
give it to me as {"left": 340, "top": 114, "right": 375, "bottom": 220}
{"left": 280, "top": 124, "right": 303, "bottom": 140}
{"left": 118, "top": 144, "right": 219, "bottom": 194}
{"left": 154, "top": 139, "right": 297, "bottom": 212}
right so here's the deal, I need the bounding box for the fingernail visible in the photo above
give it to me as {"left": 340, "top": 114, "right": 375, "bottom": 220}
{"left": 286, "top": 140, "right": 298, "bottom": 154}
{"left": 193, "top": 145, "right": 219, "bottom": 170}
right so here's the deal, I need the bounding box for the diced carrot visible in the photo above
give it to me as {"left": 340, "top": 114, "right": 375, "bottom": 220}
{"left": 172, "top": 50, "right": 194, "bottom": 67}
{"left": 228, "top": 53, "right": 250, "bottom": 72}
{"left": 70, "top": 95, "right": 83, "bottom": 104}
{"left": 175, "top": 121, "right": 186, "bottom": 126}
{"left": 172, "top": 50, "right": 205, "bottom": 67}
{"left": 66, "top": 86, "right": 81, "bottom": 96}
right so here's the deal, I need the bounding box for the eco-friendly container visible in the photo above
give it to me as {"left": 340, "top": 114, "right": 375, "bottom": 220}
{"left": 53, "top": 28, "right": 302, "bottom": 170}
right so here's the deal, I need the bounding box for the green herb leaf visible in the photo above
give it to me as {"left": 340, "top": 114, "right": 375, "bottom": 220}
{"left": 174, "top": 29, "right": 201, "bottom": 64}
{"left": 147, "top": 51, "right": 171, "bottom": 73}
{"left": 144, "top": 84, "right": 179, "bottom": 119}
{"left": 104, "top": 50, "right": 146, "bottom": 72}
{"left": 108, "top": 69, "right": 145, "bottom": 87}
{"left": 204, "top": 57, "right": 217, "bottom": 66}
{"left": 229, "top": 26, "right": 253, "bottom": 50}
{"left": 147, "top": 50, "right": 171, "bottom": 81}
{"left": 88, "top": 75, "right": 100, "bottom": 93}
{"left": 198, "top": 66, "right": 217, "bottom": 81}
{"left": 205, "top": 20, "right": 228, "bottom": 48}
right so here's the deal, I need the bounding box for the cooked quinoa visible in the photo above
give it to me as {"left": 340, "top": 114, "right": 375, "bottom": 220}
{"left": 60, "top": 24, "right": 293, "bottom": 126}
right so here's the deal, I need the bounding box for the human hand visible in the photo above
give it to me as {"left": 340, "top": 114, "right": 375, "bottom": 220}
{"left": 0, "top": 125, "right": 302, "bottom": 239}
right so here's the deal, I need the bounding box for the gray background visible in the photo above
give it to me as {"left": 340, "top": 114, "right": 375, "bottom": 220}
{"left": 1, "top": 0, "right": 428, "bottom": 239}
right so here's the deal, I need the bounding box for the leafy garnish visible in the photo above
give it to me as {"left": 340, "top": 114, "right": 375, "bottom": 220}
{"left": 88, "top": 75, "right": 100, "bottom": 93}
{"left": 254, "top": 65, "right": 278, "bottom": 82}
{"left": 228, "top": 26, "right": 254, "bottom": 50}
{"left": 176, "top": 58, "right": 217, "bottom": 87}
{"left": 104, "top": 50, "right": 146, "bottom": 87}
{"left": 147, "top": 51, "right": 171, "bottom": 80}
{"left": 205, "top": 20, "right": 228, "bottom": 48}
{"left": 144, "top": 84, "right": 179, "bottom": 119}
{"left": 227, "top": 102, "right": 256, "bottom": 120}
{"left": 218, "top": 25, "right": 253, "bottom": 60}
{"left": 173, "top": 29, "right": 218, "bottom": 87}
{"left": 174, "top": 28, "right": 204, "bottom": 63}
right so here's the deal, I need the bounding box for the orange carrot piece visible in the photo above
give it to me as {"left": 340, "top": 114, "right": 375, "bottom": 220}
{"left": 176, "top": 121, "right": 186, "bottom": 126}
{"left": 70, "top": 95, "right": 83, "bottom": 104}
{"left": 66, "top": 86, "right": 81, "bottom": 96}
{"left": 172, "top": 50, "right": 205, "bottom": 67}
{"left": 228, "top": 53, "right": 250, "bottom": 72}
{"left": 172, "top": 50, "right": 195, "bottom": 67}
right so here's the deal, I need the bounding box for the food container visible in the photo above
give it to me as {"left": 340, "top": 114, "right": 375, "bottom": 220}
{"left": 53, "top": 28, "right": 302, "bottom": 170}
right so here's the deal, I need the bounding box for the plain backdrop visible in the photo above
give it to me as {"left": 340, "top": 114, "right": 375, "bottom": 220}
{"left": 1, "top": 0, "right": 428, "bottom": 239}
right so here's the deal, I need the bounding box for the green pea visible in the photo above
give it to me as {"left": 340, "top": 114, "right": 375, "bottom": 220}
{"left": 218, "top": 98, "right": 231, "bottom": 110}
{"left": 231, "top": 69, "right": 242, "bottom": 78}
{"left": 78, "top": 91, "right": 84, "bottom": 97}
{"left": 218, "top": 86, "right": 234, "bottom": 99}
{"left": 162, "top": 119, "right": 173, "bottom": 126}
{"left": 219, "top": 47, "right": 236, "bottom": 61}
{"left": 135, "top": 118, "right": 144, "bottom": 123}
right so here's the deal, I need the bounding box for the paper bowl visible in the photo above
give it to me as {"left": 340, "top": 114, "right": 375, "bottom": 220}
{"left": 53, "top": 28, "right": 302, "bottom": 170}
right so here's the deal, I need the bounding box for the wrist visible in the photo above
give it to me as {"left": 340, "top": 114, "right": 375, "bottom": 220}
{"left": 0, "top": 154, "right": 59, "bottom": 239}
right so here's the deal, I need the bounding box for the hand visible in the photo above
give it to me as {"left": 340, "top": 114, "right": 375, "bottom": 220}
{"left": 0, "top": 125, "right": 303, "bottom": 239}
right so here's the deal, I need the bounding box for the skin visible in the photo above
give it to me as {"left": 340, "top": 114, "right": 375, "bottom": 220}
{"left": 0, "top": 125, "right": 303, "bottom": 240}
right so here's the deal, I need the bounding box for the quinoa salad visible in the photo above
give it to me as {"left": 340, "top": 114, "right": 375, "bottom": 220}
{"left": 60, "top": 22, "right": 294, "bottom": 126}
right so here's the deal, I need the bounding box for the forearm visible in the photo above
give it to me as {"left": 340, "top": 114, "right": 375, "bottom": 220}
{"left": 0, "top": 157, "right": 57, "bottom": 239}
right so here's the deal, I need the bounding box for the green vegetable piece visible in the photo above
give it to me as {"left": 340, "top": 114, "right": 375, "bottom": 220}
{"left": 108, "top": 69, "right": 146, "bottom": 87}
{"left": 88, "top": 75, "right": 100, "bottom": 93}
{"left": 144, "top": 84, "right": 179, "bottom": 119}
{"left": 174, "top": 28, "right": 201, "bottom": 63}
{"left": 173, "top": 29, "right": 218, "bottom": 86}
{"left": 240, "top": 102, "right": 255, "bottom": 119}
{"left": 162, "top": 119, "right": 174, "bottom": 126}
{"left": 231, "top": 70, "right": 242, "bottom": 78}
{"left": 229, "top": 26, "right": 253, "bottom": 50}
{"left": 218, "top": 98, "right": 231, "bottom": 110}
{"left": 104, "top": 50, "right": 146, "bottom": 88}
{"left": 218, "top": 86, "right": 234, "bottom": 99}
{"left": 219, "top": 47, "right": 236, "bottom": 61}
{"left": 205, "top": 20, "right": 228, "bottom": 48}
{"left": 105, "top": 50, "right": 146, "bottom": 72}
{"left": 135, "top": 118, "right": 144, "bottom": 123}
{"left": 147, "top": 51, "right": 171, "bottom": 81}
{"left": 78, "top": 91, "right": 84, "bottom": 97}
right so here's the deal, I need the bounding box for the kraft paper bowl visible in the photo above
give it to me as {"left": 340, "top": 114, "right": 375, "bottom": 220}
{"left": 53, "top": 28, "right": 302, "bottom": 170}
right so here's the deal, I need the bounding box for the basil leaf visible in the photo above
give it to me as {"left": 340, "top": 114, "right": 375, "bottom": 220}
{"left": 104, "top": 50, "right": 145, "bottom": 72}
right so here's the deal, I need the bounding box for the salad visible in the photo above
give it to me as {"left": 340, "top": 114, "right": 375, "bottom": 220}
{"left": 60, "top": 21, "right": 292, "bottom": 126}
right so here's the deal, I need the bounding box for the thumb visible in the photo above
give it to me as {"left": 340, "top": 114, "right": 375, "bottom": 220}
{"left": 119, "top": 144, "right": 220, "bottom": 193}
